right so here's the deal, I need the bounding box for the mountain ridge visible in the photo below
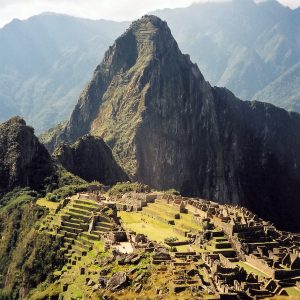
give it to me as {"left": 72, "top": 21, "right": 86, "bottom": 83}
{"left": 0, "top": 14, "right": 129, "bottom": 132}
{"left": 152, "top": 0, "right": 300, "bottom": 111}
{"left": 46, "top": 15, "right": 300, "bottom": 231}
{"left": 1, "top": 0, "right": 300, "bottom": 132}
{"left": 0, "top": 116, "right": 54, "bottom": 193}
{"left": 53, "top": 135, "right": 129, "bottom": 185}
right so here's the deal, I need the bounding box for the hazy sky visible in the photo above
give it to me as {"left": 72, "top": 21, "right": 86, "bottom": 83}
{"left": 0, "top": 0, "right": 299, "bottom": 28}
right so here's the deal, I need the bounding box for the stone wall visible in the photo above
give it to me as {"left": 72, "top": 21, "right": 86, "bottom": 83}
{"left": 186, "top": 204, "right": 208, "bottom": 219}
{"left": 245, "top": 255, "right": 273, "bottom": 277}
{"left": 219, "top": 254, "right": 237, "bottom": 269}
{"left": 166, "top": 240, "right": 191, "bottom": 246}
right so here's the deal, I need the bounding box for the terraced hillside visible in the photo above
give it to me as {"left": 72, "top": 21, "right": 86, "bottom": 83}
{"left": 38, "top": 194, "right": 118, "bottom": 266}
{"left": 26, "top": 190, "right": 300, "bottom": 299}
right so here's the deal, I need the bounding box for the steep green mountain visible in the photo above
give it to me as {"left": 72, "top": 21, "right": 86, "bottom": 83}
{"left": 0, "top": 201, "right": 65, "bottom": 299}
{"left": 46, "top": 15, "right": 300, "bottom": 232}
{"left": 53, "top": 135, "right": 128, "bottom": 185}
{"left": 0, "top": 116, "right": 54, "bottom": 193}
{"left": 0, "top": 14, "right": 128, "bottom": 132}
{"left": 153, "top": 0, "right": 300, "bottom": 112}
{"left": 0, "top": 117, "right": 89, "bottom": 299}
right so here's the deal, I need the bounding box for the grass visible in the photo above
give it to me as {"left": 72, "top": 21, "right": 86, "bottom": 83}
{"left": 177, "top": 213, "right": 203, "bottom": 231}
{"left": 144, "top": 202, "right": 203, "bottom": 231}
{"left": 36, "top": 198, "right": 59, "bottom": 210}
{"left": 29, "top": 283, "right": 61, "bottom": 300}
{"left": 235, "top": 261, "right": 269, "bottom": 278}
{"left": 118, "top": 211, "right": 186, "bottom": 244}
{"left": 0, "top": 188, "right": 37, "bottom": 213}
{"left": 285, "top": 287, "right": 300, "bottom": 298}
{"left": 3, "top": 194, "right": 35, "bottom": 212}
{"left": 176, "top": 244, "right": 204, "bottom": 252}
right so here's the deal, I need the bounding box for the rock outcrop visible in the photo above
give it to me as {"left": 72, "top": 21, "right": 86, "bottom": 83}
{"left": 53, "top": 135, "right": 128, "bottom": 185}
{"left": 46, "top": 16, "right": 300, "bottom": 231}
{"left": 106, "top": 271, "right": 128, "bottom": 291}
{"left": 0, "top": 116, "right": 53, "bottom": 192}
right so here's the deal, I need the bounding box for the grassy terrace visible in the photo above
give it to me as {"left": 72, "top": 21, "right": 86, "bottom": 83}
{"left": 235, "top": 261, "right": 269, "bottom": 278}
{"left": 285, "top": 287, "right": 300, "bottom": 298}
{"left": 119, "top": 202, "right": 202, "bottom": 242}
{"left": 119, "top": 211, "right": 186, "bottom": 243}
{"left": 119, "top": 202, "right": 207, "bottom": 253}
{"left": 36, "top": 198, "right": 59, "bottom": 210}
{"left": 143, "top": 202, "right": 203, "bottom": 231}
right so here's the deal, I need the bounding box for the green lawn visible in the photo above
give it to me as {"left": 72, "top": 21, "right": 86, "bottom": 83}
{"left": 144, "top": 202, "right": 203, "bottom": 231}
{"left": 118, "top": 211, "right": 186, "bottom": 243}
{"left": 177, "top": 212, "right": 203, "bottom": 231}
{"left": 119, "top": 202, "right": 205, "bottom": 249}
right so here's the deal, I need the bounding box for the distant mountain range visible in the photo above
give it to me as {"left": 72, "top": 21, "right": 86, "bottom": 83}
{"left": 0, "top": 0, "right": 300, "bottom": 132}
{"left": 0, "top": 13, "right": 128, "bottom": 132}
{"left": 153, "top": 0, "right": 300, "bottom": 112}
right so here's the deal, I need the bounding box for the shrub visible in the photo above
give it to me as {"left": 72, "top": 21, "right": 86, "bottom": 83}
{"left": 56, "top": 166, "right": 86, "bottom": 187}
{"left": 164, "top": 189, "right": 180, "bottom": 196}
{"left": 203, "top": 221, "right": 214, "bottom": 230}
{"left": 164, "top": 237, "right": 179, "bottom": 243}
{"left": 45, "top": 184, "right": 88, "bottom": 202}
{"left": 46, "top": 193, "right": 57, "bottom": 202}
{"left": 22, "top": 233, "right": 65, "bottom": 289}
{"left": 108, "top": 182, "right": 150, "bottom": 196}
{"left": 0, "top": 289, "right": 11, "bottom": 300}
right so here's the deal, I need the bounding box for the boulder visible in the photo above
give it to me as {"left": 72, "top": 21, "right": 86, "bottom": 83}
{"left": 86, "top": 279, "right": 95, "bottom": 286}
{"left": 106, "top": 271, "right": 128, "bottom": 291}
{"left": 134, "top": 283, "right": 143, "bottom": 293}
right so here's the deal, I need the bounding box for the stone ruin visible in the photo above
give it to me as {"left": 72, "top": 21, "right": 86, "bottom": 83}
{"left": 40, "top": 188, "right": 300, "bottom": 299}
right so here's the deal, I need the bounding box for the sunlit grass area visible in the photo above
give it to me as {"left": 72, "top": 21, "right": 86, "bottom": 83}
{"left": 285, "top": 287, "right": 300, "bottom": 298}
{"left": 118, "top": 211, "right": 186, "bottom": 243}
{"left": 235, "top": 261, "right": 269, "bottom": 278}
{"left": 36, "top": 198, "right": 59, "bottom": 210}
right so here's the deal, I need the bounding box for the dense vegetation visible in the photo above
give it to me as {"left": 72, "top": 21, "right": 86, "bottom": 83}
{"left": 0, "top": 198, "right": 65, "bottom": 299}
{"left": 44, "top": 165, "right": 89, "bottom": 202}
{"left": 108, "top": 182, "right": 151, "bottom": 196}
{"left": 0, "top": 188, "right": 37, "bottom": 212}
{"left": 0, "top": 165, "right": 87, "bottom": 298}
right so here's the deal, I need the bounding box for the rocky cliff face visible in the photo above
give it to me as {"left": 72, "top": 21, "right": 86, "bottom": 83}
{"left": 0, "top": 116, "right": 53, "bottom": 192}
{"left": 153, "top": 0, "right": 300, "bottom": 113}
{"left": 47, "top": 16, "right": 300, "bottom": 231}
{"left": 53, "top": 135, "right": 128, "bottom": 185}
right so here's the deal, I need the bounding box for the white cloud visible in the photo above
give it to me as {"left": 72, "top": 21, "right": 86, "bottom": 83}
{"left": 0, "top": 0, "right": 298, "bottom": 28}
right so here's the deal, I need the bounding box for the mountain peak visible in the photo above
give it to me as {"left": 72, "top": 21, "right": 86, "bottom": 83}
{"left": 0, "top": 117, "right": 53, "bottom": 192}
{"left": 45, "top": 16, "right": 300, "bottom": 231}
{"left": 131, "top": 15, "right": 166, "bottom": 28}
{"left": 4, "top": 116, "right": 26, "bottom": 127}
{"left": 96, "top": 15, "right": 192, "bottom": 81}
{"left": 112, "top": 15, "right": 176, "bottom": 57}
